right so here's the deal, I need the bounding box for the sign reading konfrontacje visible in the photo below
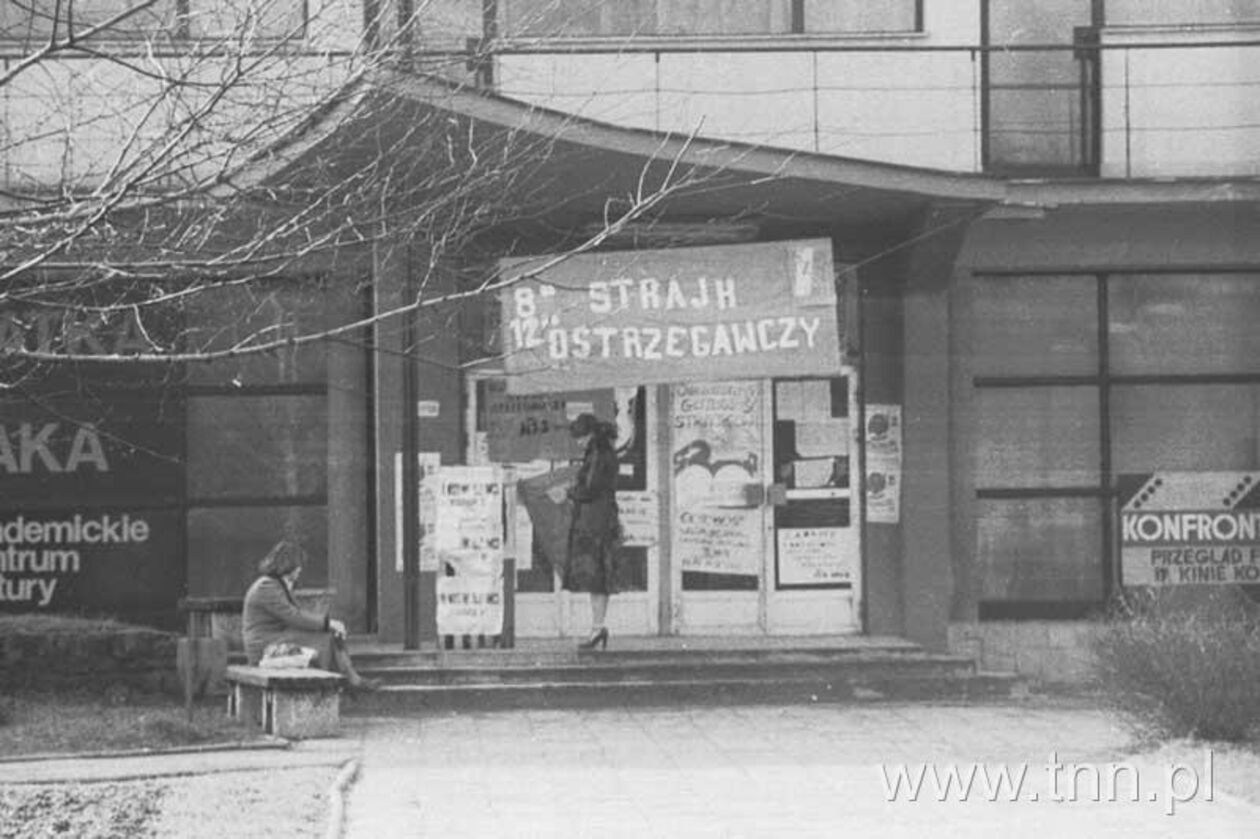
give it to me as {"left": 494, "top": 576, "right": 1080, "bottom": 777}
{"left": 1118, "top": 472, "right": 1260, "bottom": 586}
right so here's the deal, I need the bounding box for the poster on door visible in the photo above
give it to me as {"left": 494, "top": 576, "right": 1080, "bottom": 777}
{"left": 777, "top": 527, "right": 854, "bottom": 586}
{"left": 672, "top": 381, "right": 762, "bottom": 576}
{"left": 865, "top": 404, "right": 902, "bottom": 524}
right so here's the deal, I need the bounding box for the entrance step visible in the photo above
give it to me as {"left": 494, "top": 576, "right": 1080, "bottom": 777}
{"left": 341, "top": 640, "right": 1023, "bottom": 712}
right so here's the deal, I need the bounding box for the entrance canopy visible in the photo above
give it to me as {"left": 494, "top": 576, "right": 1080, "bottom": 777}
{"left": 229, "top": 69, "right": 1007, "bottom": 245}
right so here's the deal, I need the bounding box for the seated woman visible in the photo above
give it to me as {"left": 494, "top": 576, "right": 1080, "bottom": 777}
{"left": 242, "top": 540, "right": 380, "bottom": 691}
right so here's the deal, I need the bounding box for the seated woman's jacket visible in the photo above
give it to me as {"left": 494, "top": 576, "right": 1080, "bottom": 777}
{"left": 241, "top": 575, "right": 329, "bottom": 666}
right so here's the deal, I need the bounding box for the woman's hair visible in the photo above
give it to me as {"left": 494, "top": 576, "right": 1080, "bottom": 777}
{"left": 570, "top": 413, "right": 618, "bottom": 442}
{"left": 259, "top": 540, "right": 307, "bottom": 577}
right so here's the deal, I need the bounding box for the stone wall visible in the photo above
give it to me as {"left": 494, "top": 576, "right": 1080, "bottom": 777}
{"left": 0, "top": 627, "right": 179, "bottom": 694}
{"left": 949, "top": 621, "right": 1099, "bottom": 684}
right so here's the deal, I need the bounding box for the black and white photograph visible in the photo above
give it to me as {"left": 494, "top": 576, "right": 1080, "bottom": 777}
{"left": 2, "top": 1, "right": 1259, "bottom": 836}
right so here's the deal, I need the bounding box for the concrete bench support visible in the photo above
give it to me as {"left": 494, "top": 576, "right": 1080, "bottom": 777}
{"left": 225, "top": 665, "right": 345, "bottom": 739}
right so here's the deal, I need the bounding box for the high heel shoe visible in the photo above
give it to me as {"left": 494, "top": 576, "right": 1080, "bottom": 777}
{"left": 578, "top": 627, "right": 609, "bottom": 651}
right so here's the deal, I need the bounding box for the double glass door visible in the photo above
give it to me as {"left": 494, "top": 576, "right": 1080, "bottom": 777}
{"left": 466, "top": 371, "right": 861, "bottom": 638}
{"left": 669, "top": 373, "right": 861, "bottom": 635}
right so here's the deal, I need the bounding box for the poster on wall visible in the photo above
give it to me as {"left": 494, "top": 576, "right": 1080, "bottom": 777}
{"left": 1118, "top": 472, "right": 1260, "bottom": 587}
{"left": 433, "top": 466, "right": 505, "bottom": 635}
{"left": 436, "top": 575, "right": 503, "bottom": 637}
{"left": 499, "top": 239, "right": 843, "bottom": 394}
{"left": 865, "top": 404, "right": 902, "bottom": 524}
{"left": 418, "top": 453, "right": 442, "bottom": 573}
{"left": 776, "top": 527, "right": 855, "bottom": 586}
{"left": 672, "top": 381, "right": 763, "bottom": 576}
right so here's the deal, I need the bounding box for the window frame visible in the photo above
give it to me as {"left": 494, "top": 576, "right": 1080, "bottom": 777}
{"left": 0, "top": 0, "right": 309, "bottom": 43}
{"left": 493, "top": 0, "right": 924, "bottom": 41}
{"left": 971, "top": 266, "right": 1260, "bottom": 619}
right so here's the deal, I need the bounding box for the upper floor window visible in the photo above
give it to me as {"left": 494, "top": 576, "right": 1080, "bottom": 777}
{"left": 500, "top": 0, "right": 921, "bottom": 39}
{"left": 0, "top": 0, "right": 306, "bottom": 42}
{"left": 1107, "top": 0, "right": 1260, "bottom": 26}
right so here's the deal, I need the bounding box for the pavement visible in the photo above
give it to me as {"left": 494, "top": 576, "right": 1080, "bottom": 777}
{"left": 339, "top": 700, "right": 1258, "bottom": 839}
{"left": 3, "top": 698, "right": 1257, "bottom": 838}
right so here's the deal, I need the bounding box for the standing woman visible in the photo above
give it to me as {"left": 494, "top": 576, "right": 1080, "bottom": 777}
{"left": 564, "top": 413, "right": 623, "bottom": 650}
{"left": 242, "top": 540, "right": 379, "bottom": 690}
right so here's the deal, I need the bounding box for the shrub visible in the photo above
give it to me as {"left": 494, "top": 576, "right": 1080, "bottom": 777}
{"left": 1091, "top": 588, "right": 1260, "bottom": 742}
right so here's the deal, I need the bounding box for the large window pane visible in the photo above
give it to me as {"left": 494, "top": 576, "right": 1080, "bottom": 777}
{"left": 986, "top": 0, "right": 1092, "bottom": 172}
{"left": 187, "top": 505, "right": 327, "bottom": 597}
{"left": 182, "top": 280, "right": 358, "bottom": 385}
{"left": 502, "top": 0, "right": 653, "bottom": 36}
{"left": 978, "top": 498, "right": 1104, "bottom": 601}
{"left": 1108, "top": 0, "right": 1260, "bottom": 26}
{"left": 972, "top": 276, "right": 1097, "bottom": 376}
{"left": 1111, "top": 384, "right": 1260, "bottom": 473}
{"left": 975, "top": 387, "right": 1099, "bottom": 487}
{"left": 1109, "top": 274, "right": 1260, "bottom": 375}
{"left": 501, "top": 0, "right": 916, "bottom": 37}
{"left": 186, "top": 395, "right": 327, "bottom": 499}
{"left": 805, "top": 0, "right": 917, "bottom": 32}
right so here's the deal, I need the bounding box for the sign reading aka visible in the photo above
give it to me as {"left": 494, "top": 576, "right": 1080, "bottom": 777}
{"left": 498, "top": 239, "right": 845, "bottom": 394}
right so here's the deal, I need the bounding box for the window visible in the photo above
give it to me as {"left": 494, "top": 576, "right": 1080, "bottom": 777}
{"left": 971, "top": 271, "right": 1260, "bottom": 617}
{"left": 500, "top": 0, "right": 920, "bottom": 39}
{"left": 985, "top": 0, "right": 1097, "bottom": 174}
{"left": 0, "top": 0, "right": 306, "bottom": 42}
{"left": 1107, "top": 0, "right": 1260, "bottom": 26}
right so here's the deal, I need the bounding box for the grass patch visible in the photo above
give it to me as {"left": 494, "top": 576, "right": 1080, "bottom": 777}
{"left": 1092, "top": 589, "right": 1260, "bottom": 743}
{"left": 0, "top": 691, "right": 266, "bottom": 758}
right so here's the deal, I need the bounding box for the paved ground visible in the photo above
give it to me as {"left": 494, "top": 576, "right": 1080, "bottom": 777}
{"left": 3, "top": 699, "right": 1256, "bottom": 837}
{"left": 340, "top": 701, "right": 1257, "bottom": 838}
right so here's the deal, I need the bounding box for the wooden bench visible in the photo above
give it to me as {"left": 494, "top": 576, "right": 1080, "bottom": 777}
{"left": 225, "top": 665, "right": 346, "bottom": 739}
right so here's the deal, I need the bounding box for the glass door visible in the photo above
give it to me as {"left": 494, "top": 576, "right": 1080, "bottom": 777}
{"left": 668, "top": 373, "right": 861, "bottom": 636}
{"left": 466, "top": 374, "right": 659, "bottom": 638}
{"left": 670, "top": 380, "right": 768, "bottom": 634}
{"left": 766, "top": 373, "right": 861, "bottom": 634}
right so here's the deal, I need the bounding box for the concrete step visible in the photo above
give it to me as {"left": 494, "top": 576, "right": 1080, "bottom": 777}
{"left": 338, "top": 643, "right": 1023, "bottom": 711}
{"left": 356, "top": 653, "right": 978, "bottom": 688}
{"left": 342, "top": 670, "right": 1023, "bottom": 713}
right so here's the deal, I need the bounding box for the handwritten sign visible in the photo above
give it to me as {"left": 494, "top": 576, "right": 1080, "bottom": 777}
{"left": 499, "top": 239, "right": 843, "bottom": 394}
{"left": 617, "top": 491, "right": 659, "bottom": 547}
{"left": 777, "top": 527, "right": 854, "bottom": 586}
{"left": 484, "top": 381, "right": 615, "bottom": 462}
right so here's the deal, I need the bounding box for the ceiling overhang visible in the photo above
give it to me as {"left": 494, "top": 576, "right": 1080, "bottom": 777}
{"left": 227, "top": 69, "right": 1260, "bottom": 246}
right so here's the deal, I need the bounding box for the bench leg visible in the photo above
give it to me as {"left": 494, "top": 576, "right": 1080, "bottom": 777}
{"left": 228, "top": 683, "right": 265, "bottom": 729}
{"left": 265, "top": 687, "right": 341, "bottom": 739}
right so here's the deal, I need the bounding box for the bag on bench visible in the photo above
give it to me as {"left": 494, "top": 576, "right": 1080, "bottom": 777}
{"left": 260, "top": 642, "right": 319, "bottom": 670}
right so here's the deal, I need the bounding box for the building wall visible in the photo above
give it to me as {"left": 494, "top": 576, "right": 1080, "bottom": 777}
{"left": 1099, "top": 26, "right": 1260, "bottom": 178}
{"left": 948, "top": 201, "right": 1260, "bottom": 679}
{"left": 493, "top": 0, "right": 983, "bottom": 171}
{"left": 0, "top": 0, "right": 363, "bottom": 191}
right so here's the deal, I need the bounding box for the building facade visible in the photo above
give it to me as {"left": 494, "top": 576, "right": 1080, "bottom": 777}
{"left": 2, "top": 1, "right": 1259, "bottom": 679}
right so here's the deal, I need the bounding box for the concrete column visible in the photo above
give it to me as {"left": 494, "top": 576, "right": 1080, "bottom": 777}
{"left": 372, "top": 241, "right": 409, "bottom": 643}
{"left": 327, "top": 281, "right": 370, "bottom": 631}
